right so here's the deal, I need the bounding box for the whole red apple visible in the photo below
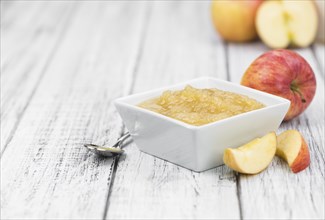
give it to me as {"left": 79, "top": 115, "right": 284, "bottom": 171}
{"left": 241, "top": 49, "right": 316, "bottom": 121}
{"left": 211, "top": 0, "right": 263, "bottom": 42}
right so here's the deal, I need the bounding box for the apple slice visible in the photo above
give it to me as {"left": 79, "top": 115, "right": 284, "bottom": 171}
{"left": 276, "top": 130, "right": 310, "bottom": 173}
{"left": 223, "top": 132, "right": 276, "bottom": 174}
{"left": 256, "top": 0, "right": 318, "bottom": 48}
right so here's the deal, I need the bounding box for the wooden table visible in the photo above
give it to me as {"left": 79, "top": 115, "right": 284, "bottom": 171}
{"left": 1, "top": 1, "right": 324, "bottom": 219}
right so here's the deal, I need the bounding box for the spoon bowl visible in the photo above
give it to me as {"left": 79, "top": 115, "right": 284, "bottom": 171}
{"left": 84, "top": 132, "right": 130, "bottom": 157}
{"left": 84, "top": 144, "right": 124, "bottom": 157}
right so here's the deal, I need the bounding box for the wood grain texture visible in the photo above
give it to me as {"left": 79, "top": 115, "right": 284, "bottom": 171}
{"left": 1, "top": 1, "right": 74, "bottom": 154}
{"left": 106, "top": 2, "right": 240, "bottom": 219}
{"left": 1, "top": 2, "right": 147, "bottom": 219}
{"left": 227, "top": 43, "right": 325, "bottom": 219}
{"left": 1, "top": 1, "right": 324, "bottom": 219}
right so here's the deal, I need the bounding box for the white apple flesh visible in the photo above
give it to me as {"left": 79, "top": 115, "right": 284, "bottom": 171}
{"left": 223, "top": 132, "right": 277, "bottom": 174}
{"left": 256, "top": 0, "right": 318, "bottom": 48}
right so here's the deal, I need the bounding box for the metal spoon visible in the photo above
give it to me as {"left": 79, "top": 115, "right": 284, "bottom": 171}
{"left": 84, "top": 132, "right": 131, "bottom": 157}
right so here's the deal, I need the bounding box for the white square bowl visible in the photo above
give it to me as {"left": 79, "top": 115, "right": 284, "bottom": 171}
{"left": 114, "top": 77, "right": 290, "bottom": 172}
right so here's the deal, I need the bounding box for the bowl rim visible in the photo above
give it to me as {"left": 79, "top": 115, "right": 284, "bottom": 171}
{"left": 114, "top": 77, "right": 291, "bottom": 130}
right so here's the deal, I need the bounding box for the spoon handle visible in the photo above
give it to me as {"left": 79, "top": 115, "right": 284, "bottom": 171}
{"left": 116, "top": 132, "right": 131, "bottom": 148}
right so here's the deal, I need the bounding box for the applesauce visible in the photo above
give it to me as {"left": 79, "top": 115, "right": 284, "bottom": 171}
{"left": 138, "top": 85, "right": 265, "bottom": 126}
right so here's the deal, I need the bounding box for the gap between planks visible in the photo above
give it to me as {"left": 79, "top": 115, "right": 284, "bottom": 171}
{"left": 1, "top": 2, "right": 77, "bottom": 156}
{"left": 105, "top": 1, "right": 239, "bottom": 219}
{"left": 1, "top": 2, "right": 149, "bottom": 219}
{"left": 103, "top": 2, "right": 152, "bottom": 219}
{"left": 224, "top": 42, "right": 244, "bottom": 219}
{"left": 226, "top": 42, "right": 324, "bottom": 219}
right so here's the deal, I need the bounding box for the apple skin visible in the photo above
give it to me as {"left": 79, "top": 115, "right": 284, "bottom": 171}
{"left": 290, "top": 136, "right": 310, "bottom": 173}
{"left": 211, "top": 0, "right": 263, "bottom": 42}
{"left": 241, "top": 49, "right": 316, "bottom": 121}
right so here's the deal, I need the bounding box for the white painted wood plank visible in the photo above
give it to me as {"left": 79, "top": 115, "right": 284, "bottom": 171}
{"left": 106, "top": 2, "right": 240, "bottom": 219}
{"left": 1, "top": 1, "right": 74, "bottom": 154}
{"left": 227, "top": 43, "right": 325, "bottom": 219}
{"left": 1, "top": 2, "right": 147, "bottom": 219}
{"left": 313, "top": 43, "right": 325, "bottom": 76}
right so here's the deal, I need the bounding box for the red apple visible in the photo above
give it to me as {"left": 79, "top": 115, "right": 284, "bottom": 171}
{"left": 241, "top": 49, "right": 316, "bottom": 121}
{"left": 211, "top": 0, "right": 263, "bottom": 42}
